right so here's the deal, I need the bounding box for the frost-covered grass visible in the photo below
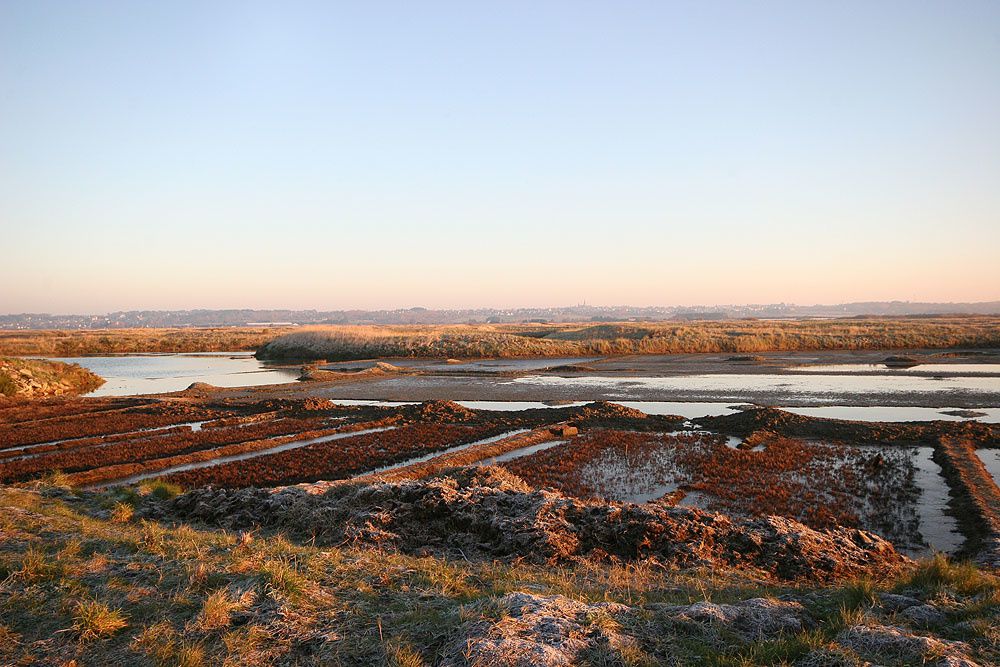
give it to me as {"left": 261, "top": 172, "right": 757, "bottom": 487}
{"left": 0, "top": 481, "right": 997, "bottom": 666}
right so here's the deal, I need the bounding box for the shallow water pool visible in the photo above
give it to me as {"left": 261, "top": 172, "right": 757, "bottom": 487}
{"left": 48, "top": 354, "right": 301, "bottom": 396}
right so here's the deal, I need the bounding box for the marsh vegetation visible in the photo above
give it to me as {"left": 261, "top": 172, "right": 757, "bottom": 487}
{"left": 256, "top": 317, "right": 1000, "bottom": 361}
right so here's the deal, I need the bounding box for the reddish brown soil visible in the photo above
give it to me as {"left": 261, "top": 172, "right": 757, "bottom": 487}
{"left": 167, "top": 467, "right": 907, "bottom": 582}
{"left": 164, "top": 422, "right": 512, "bottom": 489}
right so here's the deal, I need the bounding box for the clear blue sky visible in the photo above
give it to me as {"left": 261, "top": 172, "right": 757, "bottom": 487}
{"left": 2, "top": 1, "right": 998, "bottom": 313}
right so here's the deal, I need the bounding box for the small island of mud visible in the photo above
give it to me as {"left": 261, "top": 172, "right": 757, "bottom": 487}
{"left": 0, "top": 357, "right": 104, "bottom": 399}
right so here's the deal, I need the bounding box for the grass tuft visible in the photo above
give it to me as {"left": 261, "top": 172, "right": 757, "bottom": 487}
{"left": 138, "top": 479, "right": 184, "bottom": 500}
{"left": 109, "top": 501, "right": 135, "bottom": 524}
{"left": 386, "top": 640, "right": 427, "bottom": 667}
{"left": 19, "top": 547, "right": 58, "bottom": 582}
{"left": 72, "top": 600, "right": 127, "bottom": 640}
{"left": 901, "top": 554, "right": 999, "bottom": 597}
{"left": 262, "top": 558, "right": 308, "bottom": 599}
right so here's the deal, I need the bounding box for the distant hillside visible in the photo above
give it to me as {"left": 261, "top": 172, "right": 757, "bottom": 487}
{"left": 2, "top": 301, "right": 999, "bottom": 329}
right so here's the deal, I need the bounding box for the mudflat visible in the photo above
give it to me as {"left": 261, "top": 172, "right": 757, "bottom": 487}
{"left": 216, "top": 347, "right": 1000, "bottom": 408}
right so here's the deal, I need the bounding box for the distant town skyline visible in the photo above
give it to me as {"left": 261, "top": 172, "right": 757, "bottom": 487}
{"left": 3, "top": 300, "right": 1000, "bottom": 330}
{"left": 2, "top": 1, "right": 998, "bottom": 312}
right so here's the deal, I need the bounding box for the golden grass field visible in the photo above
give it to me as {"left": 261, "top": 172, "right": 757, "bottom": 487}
{"left": 255, "top": 317, "right": 1000, "bottom": 360}
{"left": 0, "top": 327, "right": 297, "bottom": 357}
{"left": 1, "top": 317, "right": 998, "bottom": 361}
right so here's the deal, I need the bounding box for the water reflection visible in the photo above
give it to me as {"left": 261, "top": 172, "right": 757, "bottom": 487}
{"left": 795, "top": 363, "right": 1000, "bottom": 374}
{"left": 507, "top": 373, "right": 1000, "bottom": 400}
{"left": 976, "top": 449, "right": 1000, "bottom": 488}
{"left": 48, "top": 353, "right": 301, "bottom": 396}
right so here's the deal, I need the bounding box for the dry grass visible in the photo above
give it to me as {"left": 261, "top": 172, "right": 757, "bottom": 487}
{"left": 0, "top": 327, "right": 298, "bottom": 357}
{"left": 194, "top": 589, "right": 249, "bottom": 631}
{"left": 2, "top": 318, "right": 997, "bottom": 361}
{"left": 109, "top": 501, "right": 135, "bottom": 524}
{"left": 255, "top": 317, "right": 1000, "bottom": 360}
{"left": 73, "top": 600, "right": 128, "bottom": 640}
{"left": 0, "top": 482, "right": 996, "bottom": 665}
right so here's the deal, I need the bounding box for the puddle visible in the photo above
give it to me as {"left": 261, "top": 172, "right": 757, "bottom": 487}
{"left": 910, "top": 447, "right": 964, "bottom": 556}
{"left": 785, "top": 406, "right": 1000, "bottom": 423}
{"left": 616, "top": 401, "right": 738, "bottom": 418}
{"left": 575, "top": 435, "right": 686, "bottom": 504}
{"left": 795, "top": 363, "right": 1000, "bottom": 374}
{"left": 320, "top": 399, "right": 1000, "bottom": 423}
{"left": 457, "top": 401, "right": 589, "bottom": 411}
{"left": 507, "top": 373, "right": 1000, "bottom": 398}
{"left": 479, "top": 439, "right": 567, "bottom": 466}
{"left": 676, "top": 490, "right": 713, "bottom": 509}
{"left": 976, "top": 449, "right": 1000, "bottom": 488}
{"left": 529, "top": 433, "right": 965, "bottom": 555}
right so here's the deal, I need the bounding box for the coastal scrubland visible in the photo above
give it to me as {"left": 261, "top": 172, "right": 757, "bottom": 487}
{"left": 256, "top": 317, "right": 1000, "bottom": 361}
{"left": 1, "top": 317, "right": 998, "bottom": 361}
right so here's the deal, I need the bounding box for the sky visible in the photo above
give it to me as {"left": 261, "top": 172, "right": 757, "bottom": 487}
{"left": 1, "top": 1, "right": 999, "bottom": 314}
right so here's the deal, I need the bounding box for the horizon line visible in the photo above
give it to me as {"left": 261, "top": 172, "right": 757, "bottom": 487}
{"left": 4, "top": 298, "right": 1000, "bottom": 319}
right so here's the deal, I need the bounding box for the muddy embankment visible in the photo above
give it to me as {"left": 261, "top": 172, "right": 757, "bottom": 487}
{"left": 695, "top": 406, "right": 1000, "bottom": 445}
{"left": 934, "top": 437, "right": 1000, "bottom": 567}
{"left": 0, "top": 357, "right": 104, "bottom": 399}
{"left": 167, "top": 466, "right": 906, "bottom": 583}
